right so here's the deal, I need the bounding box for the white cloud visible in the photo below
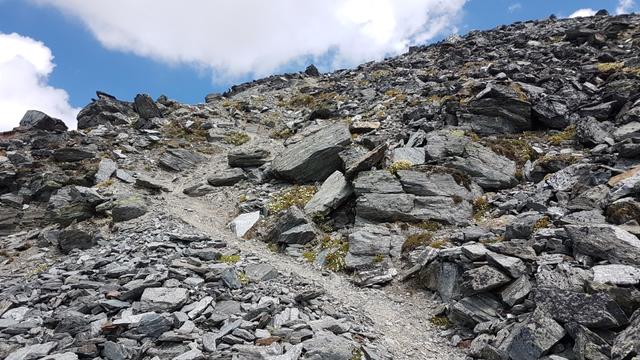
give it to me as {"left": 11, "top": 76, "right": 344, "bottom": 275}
{"left": 616, "top": 0, "right": 636, "bottom": 14}
{"left": 32, "top": 0, "right": 466, "bottom": 79}
{"left": 569, "top": 8, "right": 597, "bottom": 18}
{"left": 508, "top": 3, "right": 522, "bottom": 12}
{"left": 0, "top": 32, "right": 79, "bottom": 131}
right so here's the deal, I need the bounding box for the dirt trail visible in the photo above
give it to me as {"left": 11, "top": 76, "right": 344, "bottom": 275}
{"left": 158, "top": 155, "right": 466, "bottom": 360}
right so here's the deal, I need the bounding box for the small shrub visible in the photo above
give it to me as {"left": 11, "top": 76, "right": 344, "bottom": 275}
{"left": 238, "top": 272, "right": 249, "bottom": 285}
{"left": 452, "top": 195, "right": 464, "bottom": 204}
{"left": 486, "top": 138, "right": 535, "bottom": 169}
{"left": 430, "top": 239, "right": 448, "bottom": 249}
{"left": 481, "top": 235, "right": 504, "bottom": 244}
{"left": 325, "top": 244, "right": 348, "bottom": 272}
{"left": 384, "top": 88, "right": 407, "bottom": 101}
{"left": 597, "top": 62, "right": 624, "bottom": 73}
{"left": 95, "top": 178, "right": 114, "bottom": 189}
{"left": 533, "top": 216, "right": 550, "bottom": 231}
{"left": 509, "top": 82, "right": 528, "bottom": 102}
{"left": 26, "top": 263, "right": 48, "bottom": 278}
{"left": 430, "top": 315, "right": 453, "bottom": 328}
{"left": 270, "top": 128, "right": 294, "bottom": 139}
{"left": 373, "top": 254, "right": 385, "bottom": 263}
{"left": 388, "top": 160, "right": 413, "bottom": 175}
{"left": 219, "top": 254, "right": 240, "bottom": 264}
{"left": 267, "top": 186, "right": 317, "bottom": 214}
{"left": 416, "top": 220, "right": 442, "bottom": 232}
{"left": 224, "top": 132, "right": 250, "bottom": 146}
{"left": 303, "top": 251, "right": 317, "bottom": 263}
{"left": 547, "top": 125, "right": 576, "bottom": 145}
{"left": 402, "top": 232, "right": 433, "bottom": 253}
{"left": 473, "top": 197, "right": 490, "bottom": 221}
{"left": 267, "top": 243, "right": 280, "bottom": 253}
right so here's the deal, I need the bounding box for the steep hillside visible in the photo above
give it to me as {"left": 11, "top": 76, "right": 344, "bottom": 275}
{"left": 2, "top": 11, "right": 640, "bottom": 360}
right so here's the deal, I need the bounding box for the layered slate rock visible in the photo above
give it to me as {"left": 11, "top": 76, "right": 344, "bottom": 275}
{"left": 133, "top": 93, "right": 162, "bottom": 119}
{"left": 77, "top": 92, "right": 137, "bottom": 129}
{"left": 345, "top": 225, "right": 402, "bottom": 269}
{"left": 501, "top": 309, "right": 566, "bottom": 360}
{"left": 356, "top": 193, "right": 472, "bottom": 225}
{"left": 159, "top": 149, "right": 206, "bottom": 172}
{"left": 272, "top": 123, "right": 351, "bottom": 183}
{"left": 565, "top": 224, "right": 640, "bottom": 265}
{"left": 207, "top": 168, "right": 246, "bottom": 186}
{"left": 227, "top": 149, "right": 270, "bottom": 168}
{"left": 458, "top": 83, "right": 532, "bottom": 135}
{"left": 397, "top": 168, "right": 482, "bottom": 200}
{"left": 19, "top": 110, "right": 68, "bottom": 132}
{"left": 52, "top": 147, "right": 96, "bottom": 162}
{"left": 534, "top": 288, "right": 628, "bottom": 329}
{"left": 111, "top": 195, "right": 147, "bottom": 222}
{"left": 139, "top": 287, "right": 189, "bottom": 312}
{"left": 304, "top": 171, "right": 352, "bottom": 216}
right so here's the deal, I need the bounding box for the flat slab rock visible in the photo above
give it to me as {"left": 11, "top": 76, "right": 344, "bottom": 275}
{"left": 272, "top": 123, "right": 351, "bottom": 183}
{"left": 592, "top": 264, "right": 640, "bottom": 285}
{"left": 139, "top": 287, "right": 189, "bottom": 312}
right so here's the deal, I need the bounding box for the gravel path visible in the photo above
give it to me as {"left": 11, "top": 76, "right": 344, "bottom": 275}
{"left": 159, "top": 153, "right": 466, "bottom": 360}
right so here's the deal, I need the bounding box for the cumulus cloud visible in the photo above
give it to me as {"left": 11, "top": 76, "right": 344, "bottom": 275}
{"left": 0, "top": 32, "right": 79, "bottom": 131}
{"left": 616, "top": 0, "right": 636, "bottom": 14}
{"left": 569, "top": 8, "right": 597, "bottom": 18}
{"left": 32, "top": 0, "right": 466, "bottom": 79}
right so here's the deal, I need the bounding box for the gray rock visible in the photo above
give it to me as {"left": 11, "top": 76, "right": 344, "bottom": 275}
{"left": 102, "top": 341, "right": 130, "bottom": 360}
{"left": 159, "top": 149, "right": 205, "bottom": 172}
{"left": 58, "top": 226, "right": 98, "bottom": 254}
{"left": 448, "top": 294, "right": 503, "bottom": 326}
{"left": 421, "top": 261, "right": 462, "bottom": 302}
{"left": 340, "top": 144, "right": 386, "bottom": 178}
{"left": 227, "top": 149, "right": 270, "bottom": 168}
{"left": 95, "top": 158, "right": 117, "bottom": 183}
{"left": 111, "top": 195, "right": 147, "bottom": 222}
{"left": 353, "top": 170, "right": 403, "bottom": 195}
{"left": 304, "top": 171, "right": 352, "bottom": 216}
{"left": 244, "top": 263, "right": 278, "bottom": 282}
{"left": 19, "top": 110, "right": 67, "bottom": 132}
{"left": 535, "top": 263, "right": 591, "bottom": 292}
{"left": 346, "top": 225, "right": 401, "bottom": 269}
{"left": 356, "top": 193, "right": 472, "bottom": 224}
{"left": 612, "top": 311, "right": 640, "bottom": 360}
{"left": 535, "top": 288, "right": 628, "bottom": 328}
{"left": 135, "top": 175, "right": 170, "bottom": 192}
{"left": 501, "top": 276, "right": 532, "bottom": 307}
{"left": 461, "top": 265, "right": 511, "bottom": 295}
{"left": 272, "top": 123, "right": 351, "bottom": 183}
{"left": 565, "top": 224, "right": 640, "bottom": 265}
{"left": 266, "top": 206, "right": 312, "bottom": 242}
{"left": 140, "top": 287, "right": 189, "bottom": 312}
{"left": 5, "top": 342, "right": 57, "bottom": 360}
{"left": 76, "top": 93, "right": 136, "bottom": 129}
{"left": 486, "top": 251, "right": 527, "bottom": 278}
{"left": 505, "top": 211, "right": 545, "bottom": 240}
{"left": 133, "top": 93, "right": 162, "bottom": 119}
{"left": 207, "top": 168, "right": 246, "bottom": 186}
{"left": 501, "top": 310, "right": 566, "bottom": 360}
{"left": 52, "top": 147, "right": 95, "bottom": 162}
{"left": 230, "top": 211, "right": 260, "bottom": 237}
{"left": 592, "top": 264, "right": 640, "bottom": 286}
{"left": 278, "top": 223, "right": 318, "bottom": 245}
{"left": 302, "top": 331, "right": 355, "bottom": 360}
{"left": 115, "top": 169, "right": 136, "bottom": 184}
{"left": 397, "top": 169, "right": 480, "bottom": 200}
{"left": 391, "top": 147, "right": 425, "bottom": 165}
{"left": 182, "top": 183, "right": 215, "bottom": 197}
{"left": 567, "top": 323, "right": 612, "bottom": 360}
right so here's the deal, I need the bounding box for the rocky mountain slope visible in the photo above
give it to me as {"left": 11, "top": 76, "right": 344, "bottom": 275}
{"left": 2, "top": 9, "right": 640, "bottom": 360}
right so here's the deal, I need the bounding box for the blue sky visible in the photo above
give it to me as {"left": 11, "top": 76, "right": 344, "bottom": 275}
{"left": 0, "top": 0, "right": 636, "bottom": 129}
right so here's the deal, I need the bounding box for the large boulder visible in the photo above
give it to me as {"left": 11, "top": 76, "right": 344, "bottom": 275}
{"left": 272, "top": 123, "right": 351, "bottom": 183}
{"left": 397, "top": 168, "right": 482, "bottom": 200}
{"left": 19, "top": 110, "right": 68, "bottom": 132}
{"left": 356, "top": 193, "right": 472, "bottom": 225}
{"left": 499, "top": 309, "right": 566, "bottom": 360}
{"left": 612, "top": 311, "right": 640, "bottom": 360}
{"left": 352, "top": 170, "right": 403, "bottom": 195}
{"left": 458, "top": 83, "right": 532, "bottom": 135}
{"left": 158, "top": 149, "right": 205, "bottom": 172}
{"left": 535, "top": 288, "right": 628, "bottom": 329}
{"left": 111, "top": 196, "right": 148, "bottom": 222}
{"left": 77, "top": 92, "right": 136, "bottom": 129}
{"left": 565, "top": 224, "right": 640, "bottom": 266}
{"left": 133, "top": 93, "right": 162, "bottom": 119}
{"left": 345, "top": 225, "right": 402, "bottom": 269}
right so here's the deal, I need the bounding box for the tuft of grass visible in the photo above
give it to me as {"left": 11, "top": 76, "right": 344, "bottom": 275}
{"left": 373, "top": 254, "right": 385, "bottom": 263}
{"left": 473, "top": 197, "right": 490, "bottom": 221}
{"left": 533, "top": 216, "right": 550, "bottom": 231}
{"left": 402, "top": 232, "right": 433, "bottom": 253}
{"left": 267, "top": 243, "right": 280, "bottom": 253}
{"left": 485, "top": 138, "right": 535, "bottom": 169}
{"left": 416, "top": 220, "right": 442, "bottom": 232}
{"left": 509, "top": 82, "right": 528, "bottom": 102}
{"left": 219, "top": 254, "right": 240, "bottom": 264}
{"left": 388, "top": 160, "right": 413, "bottom": 175}
{"left": 26, "top": 263, "right": 48, "bottom": 278}
{"left": 384, "top": 88, "right": 407, "bottom": 101}
{"left": 481, "top": 235, "right": 504, "bottom": 244}
{"left": 370, "top": 69, "right": 391, "bottom": 80}
{"left": 351, "top": 348, "right": 364, "bottom": 360}
{"left": 267, "top": 186, "right": 317, "bottom": 214}
{"left": 430, "top": 315, "right": 453, "bottom": 328}
{"left": 321, "top": 235, "right": 349, "bottom": 272}
{"left": 238, "top": 272, "right": 249, "bottom": 285}
{"left": 597, "top": 62, "right": 624, "bottom": 73}
{"left": 451, "top": 195, "right": 464, "bottom": 204}
{"left": 270, "top": 128, "right": 294, "bottom": 139}
{"left": 303, "top": 251, "right": 317, "bottom": 263}
{"left": 547, "top": 125, "right": 576, "bottom": 145}
{"left": 430, "top": 239, "right": 448, "bottom": 249}
{"left": 224, "top": 132, "right": 250, "bottom": 146}
{"left": 95, "top": 178, "right": 115, "bottom": 189}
